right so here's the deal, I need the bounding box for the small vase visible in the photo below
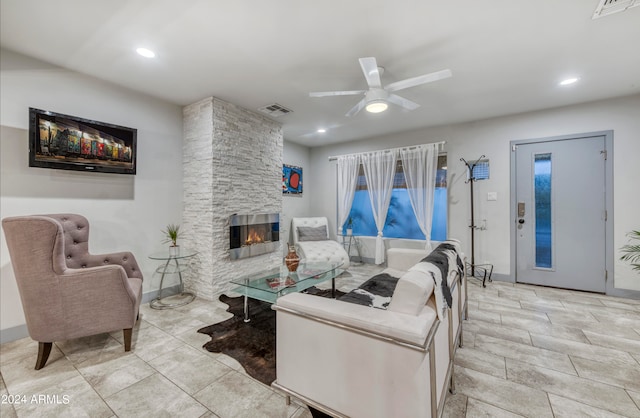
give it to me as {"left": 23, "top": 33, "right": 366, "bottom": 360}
{"left": 284, "top": 244, "right": 300, "bottom": 272}
{"left": 169, "top": 245, "right": 180, "bottom": 257}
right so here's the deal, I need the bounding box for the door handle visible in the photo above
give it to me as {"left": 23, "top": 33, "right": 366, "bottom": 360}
{"left": 518, "top": 219, "right": 525, "bottom": 224}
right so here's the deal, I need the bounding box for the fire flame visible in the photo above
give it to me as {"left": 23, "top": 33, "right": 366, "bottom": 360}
{"left": 245, "top": 229, "right": 264, "bottom": 246}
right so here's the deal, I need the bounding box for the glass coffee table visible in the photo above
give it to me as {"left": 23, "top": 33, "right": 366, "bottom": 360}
{"left": 231, "top": 261, "right": 344, "bottom": 322}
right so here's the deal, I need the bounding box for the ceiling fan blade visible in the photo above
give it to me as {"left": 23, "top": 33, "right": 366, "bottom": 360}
{"left": 386, "top": 69, "right": 452, "bottom": 92}
{"left": 309, "top": 90, "right": 366, "bottom": 97}
{"left": 387, "top": 94, "right": 420, "bottom": 110}
{"left": 359, "top": 57, "right": 382, "bottom": 89}
{"left": 345, "top": 98, "right": 367, "bottom": 117}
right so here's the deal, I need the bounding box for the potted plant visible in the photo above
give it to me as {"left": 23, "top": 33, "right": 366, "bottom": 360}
{"left": 620, "top": 230, "right": 640, "bottom": 272}
{"left": 162, "top": 224, "right": 182, "bottom": 256}
{"left": 346, "top": 217, "right": 354, "bottom": 236}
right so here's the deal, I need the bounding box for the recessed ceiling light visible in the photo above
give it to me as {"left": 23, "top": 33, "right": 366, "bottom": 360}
{"left": 317, "top": 128, "right": 326, "bottom": 133}
{"left": 136, "top": 47, "right": 155, "bottom": 58}
{"left": 559, "top": 77, "right": 579, "bottom": 86}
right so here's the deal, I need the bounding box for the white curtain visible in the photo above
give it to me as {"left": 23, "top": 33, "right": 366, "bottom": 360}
{"left": 361, "top": 150, "right": 398, "bottom": 264}
{"left": 400, "top": 144, "right": 439, "bottom": 250}
{"left": 336, "top": 154, "right": 360, "bottom": 234}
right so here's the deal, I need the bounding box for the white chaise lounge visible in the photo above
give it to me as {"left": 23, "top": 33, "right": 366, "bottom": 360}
{"left": 291, "top": 217, "right": 350, "bottom": 269}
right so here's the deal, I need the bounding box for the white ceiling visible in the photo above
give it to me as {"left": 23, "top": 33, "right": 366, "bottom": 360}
{"left": 1, "top": 0, "right": 639, "bottom": 146}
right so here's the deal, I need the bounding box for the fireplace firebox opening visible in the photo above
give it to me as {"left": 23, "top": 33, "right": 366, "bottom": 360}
{"left": 229, "top": 213, "right": 280, "bottom": 260}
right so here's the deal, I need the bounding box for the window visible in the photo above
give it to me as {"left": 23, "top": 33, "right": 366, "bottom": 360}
{"left": 343, "top": 155, "right": 447, "bottom": 241}
{"left": 534, "top": 153, "right": 552, "bottom": 268}
{"left": 470, "top": 159, "right": 490, "bottom": 180}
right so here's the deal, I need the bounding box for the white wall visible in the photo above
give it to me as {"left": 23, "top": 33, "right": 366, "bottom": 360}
{"left": 282, "top": 140, "right": 311, "bottom": 250}
{"left": 0, "top": 49, "right": 184, "bottom": 335}
{"left": 309, "top": 94, "right": 640, "bottom": 291}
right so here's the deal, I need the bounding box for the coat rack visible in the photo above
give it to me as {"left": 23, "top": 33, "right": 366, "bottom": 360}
{"left": 460, "top": 155, "right": 486, "bottom": 281}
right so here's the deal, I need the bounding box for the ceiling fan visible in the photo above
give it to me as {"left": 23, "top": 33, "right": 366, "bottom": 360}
{"left": 309, "top": 57, "right": 452, "bottom": 117}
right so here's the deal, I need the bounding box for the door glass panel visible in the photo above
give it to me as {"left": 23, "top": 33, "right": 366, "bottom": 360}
{"left": 534, "top": 153, "right": 552, "bottom": 268}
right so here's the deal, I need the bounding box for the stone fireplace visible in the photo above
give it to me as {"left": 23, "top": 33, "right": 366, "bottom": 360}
{"left": 182, "top": 97, "right": 283, "bottom": 300}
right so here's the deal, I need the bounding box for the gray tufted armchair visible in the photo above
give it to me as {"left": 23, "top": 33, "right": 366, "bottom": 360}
{"left": 2, "top": 214, "right": 143, "bottom": 369}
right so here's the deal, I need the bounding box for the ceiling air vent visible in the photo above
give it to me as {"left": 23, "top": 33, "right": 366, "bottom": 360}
{"left": 593, "top": 0, "right": 639, "bottom": 19}
{"left": 258, "top": 103, "right": 293, "bottom": 117}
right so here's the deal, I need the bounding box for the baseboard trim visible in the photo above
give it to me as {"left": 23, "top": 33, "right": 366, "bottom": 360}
{"left": 0, "top": 285, "right": 184, "bottom": 345}
{"left": 359, "top": 256, "right": 376, "bottom": 265}
{"left": 141, "top": 284, "right": 182, "bottom": 304}
{"left": 466, "top": 272, "right": 512, "bottom": 286}
{"left": 511, "top": 277, "right": 640, "bottom": 300}
{"left": 490, "top": 273, "right": 513, "bottom": 283}
{"left": 0, "top": 324, "right": 29, "bottom": 344}
{"left": 607, "top": 287, "right": 640, "bottom": 300}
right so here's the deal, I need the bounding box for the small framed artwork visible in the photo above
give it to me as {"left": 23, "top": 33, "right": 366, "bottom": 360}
{"left": 283, "top": 164, "right": 303, "bottom": 195}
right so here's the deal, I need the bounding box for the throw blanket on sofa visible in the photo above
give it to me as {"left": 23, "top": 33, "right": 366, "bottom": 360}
{"left": 410, "top": 242, "right": 463, "bottom": 320}
{"left": 339, "top": 273, "right": 400, "bottom": 310}
{"left": 440, "top": 242, "right": 465, "bottom": 279}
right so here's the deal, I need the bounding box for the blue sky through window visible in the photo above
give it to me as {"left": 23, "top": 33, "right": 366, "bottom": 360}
{"left": 344, "top": 165, "right": 447, "bottom": 241}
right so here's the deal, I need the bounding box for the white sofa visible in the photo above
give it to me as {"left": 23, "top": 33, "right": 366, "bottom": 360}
{"left": 292, "top": 217, "right": 350, "bottom": 269}
{"left": 273, "top": 244, "right": 467, "bottom": 418}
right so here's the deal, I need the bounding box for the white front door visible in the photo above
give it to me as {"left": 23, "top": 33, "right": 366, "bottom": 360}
{"left": 514, "top": 135, "right": 607, "bottom": 292}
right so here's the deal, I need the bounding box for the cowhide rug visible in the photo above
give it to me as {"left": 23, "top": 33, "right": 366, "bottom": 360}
{"left": 198, "top": 287, "right": 343, "bottom": 386}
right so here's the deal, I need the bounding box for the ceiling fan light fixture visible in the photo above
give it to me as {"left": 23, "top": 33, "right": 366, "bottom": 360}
{"left": 365, "top": 100, "right": 388, "bottom": 113}
{"left": 310, "top": 57, "right": 452, "bottom": 117}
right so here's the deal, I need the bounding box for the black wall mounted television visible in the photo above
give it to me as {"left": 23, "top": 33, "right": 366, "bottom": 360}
{"left": 29, "top": 108, "right": 137, "bottom": 175}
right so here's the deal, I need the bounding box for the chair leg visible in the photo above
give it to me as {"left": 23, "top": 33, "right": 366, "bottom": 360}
{"left": 35, "top": 342, "right": 52, "bottom": 370}
{"left": 123, "top": 328, "right": 133, "bottom": 351}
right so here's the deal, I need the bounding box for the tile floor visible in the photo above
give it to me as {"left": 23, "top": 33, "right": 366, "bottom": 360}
{"left": 1, "top": 263, "right": 639, "bottom": 417}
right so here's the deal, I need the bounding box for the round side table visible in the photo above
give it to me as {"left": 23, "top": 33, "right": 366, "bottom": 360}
{"left": 148, "top": 249, "right": 198, "bottom": 309}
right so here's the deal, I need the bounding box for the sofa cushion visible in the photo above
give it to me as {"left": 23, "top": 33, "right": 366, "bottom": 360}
{"left": 387, "top": 270, "right": 434, "bottom": 316}
{"left": 386, "top": 248, "right": 431, "bottom": 271}
{"left": 297, "top": 226, "right": 329, "bottom": 242}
